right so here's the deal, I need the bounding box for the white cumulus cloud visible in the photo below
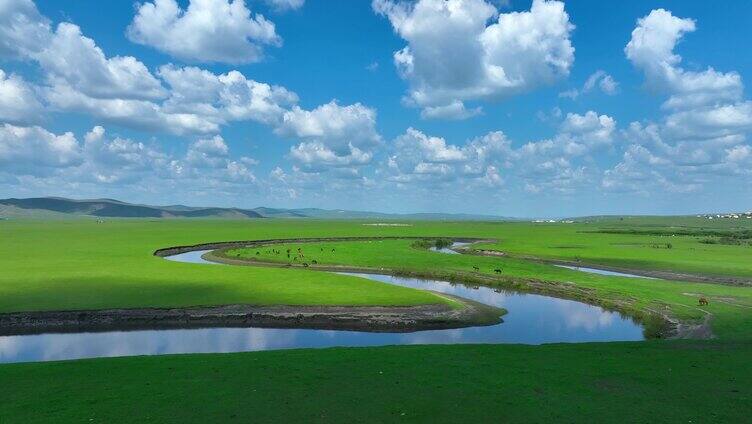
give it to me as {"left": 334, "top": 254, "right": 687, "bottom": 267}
{"left": 0, "top": 69, "right": 44, "bottom": 125}
{"left": 0, "top": 123, "right": 81, "bottom": 173}
{"left": 374, "top": 0, "right": 574, "bottom": 118}
{"left": 263, "top": 0, "right": 305, "bottom": 12}
{"left": 606, "top": 8, "right": 752, "bottom": 194}
{"left": 276, "top": 101, "right": 382, "bottom": 170}
{"left": 128, "top": 0, "right": 281, "bottom": 64}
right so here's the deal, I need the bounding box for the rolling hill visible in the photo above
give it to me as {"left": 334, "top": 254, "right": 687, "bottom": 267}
{"left": 0, "top": 198, "right": 263, "bottom": 219}
{"left": 0, "top": 197, "right": 511, "bottom": 220}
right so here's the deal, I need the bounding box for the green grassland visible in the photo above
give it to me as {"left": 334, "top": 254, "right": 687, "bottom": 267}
{"left": 2, "top": 341, "right": 751, "bottom": 423}
{"left": 0, "top": 220, "right": 455, "bottom": 313}
{"left": 478, "top": 218, "right": 752, "bottom": 278}
{"left": 2, "top": 216, "right": 752, "bottom": 422}
{"left": 1, "top": 217, "right": 752, "bottom": 337}
{"left": 224, "top": 237, "right": 752, "bottom": 339}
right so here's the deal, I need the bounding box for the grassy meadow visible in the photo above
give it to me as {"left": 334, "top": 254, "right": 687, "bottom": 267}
{"left": 2, "top": 341, "right": 751, "bottom": 423}
{"left": 0, "top": 219, "right": 456, "bottom": 312}
{"left": 1, "top": 216, "right": 752, "bottom": 422}
{"left": 477, "top": 217, "right": 752, "bottom": 279}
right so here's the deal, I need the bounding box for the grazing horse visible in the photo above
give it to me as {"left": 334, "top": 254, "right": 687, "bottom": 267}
{"left": 472, "top": 266, "right": 480, "bottom": 271}
{"left": 494, "top": 268, "right": 502, "bottom": 274}
{"left": 698, "top": 297, "right": 709, "bottom": 306}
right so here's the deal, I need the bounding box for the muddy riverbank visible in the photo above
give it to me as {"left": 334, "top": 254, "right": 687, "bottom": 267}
{"left": 0, "top": 293, "right": 504, "bottom": 336}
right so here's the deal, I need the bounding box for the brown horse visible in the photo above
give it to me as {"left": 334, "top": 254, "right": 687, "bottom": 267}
{"left": 698, "top": 297, "right": 709, "bottom": 306}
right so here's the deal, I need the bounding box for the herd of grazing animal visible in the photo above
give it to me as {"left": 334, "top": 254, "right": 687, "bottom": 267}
{"left": 249, "top": 247, "right": 717, "bottom": 311}
{"left": 251, "top": 245, "right": 341, "bottom": 268}
{"left": 470, "top": 265, "right": 503, "bottom": 274}
{"left": 255, "top": 245, "right": 510, "bottom": 278}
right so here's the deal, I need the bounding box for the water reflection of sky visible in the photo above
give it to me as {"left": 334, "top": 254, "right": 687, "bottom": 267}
{"left": 0, "top": 250, "right": 644, "bottom": 364}
{"left": 554, "top": 264, "right": 658, "bottom": 279}
{"left": 162, "top": 250, "right": 218, "bottom": 265}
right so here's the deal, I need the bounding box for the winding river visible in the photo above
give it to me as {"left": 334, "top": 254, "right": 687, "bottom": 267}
{"left": 0, "top": 246, "right": 645, "bottom": 363}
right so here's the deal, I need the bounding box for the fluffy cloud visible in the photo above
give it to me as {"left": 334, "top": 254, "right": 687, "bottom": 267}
{"left": 391, "top": 127, "right": 465, "bottom": 174}
{"left": 45, "top": 83, "right": 220, "bottom": 135}
{"left": 1, "top": 0, "right": 166, "bottom": 101}
{"left": 663, "top": 103, "right": 752, "bottom": 141}
{"left": 0, "top": 1, "right": 214, "bottom": 134}
{"left": 41, "top": 64, "right": 298, "bottom": 135}
{"left": 182, "top": 136, "right": 257, "bottom": 182}
{"left": 558, "top": 111, "right": 616, "bottom": 148}
{"left": 263, "top": 0, "right": 305, "bottom": 12}
{"left": 289, "top": 142, "right": 373, "bottom": 169}
{"left": 385, "top": 111, "right": 613, "bottom": 193}
{"left": 0, "top": 123, "right": 257, "bottom": 189}
{"left": 82, "top": 126, "right": 171, "bottom": 183}
{"left": 0, "top": 1, "right": 166, "bottom": 101}
{"left": 625, "top": 9, "right": 743, "bottom": 111}
{"left": 606, "top": 9, "right": 752, "bottom": 194}
{"left": 0, "top": 124, "right": 80, "bottom": 174}
{"left": 39, "top": 23, "right": 167, "bottom": 101}
{"left": 184, "top": 135, "right": 230, "bottom": 168}
{"left": 276, "top": 101, "right": 382, "bottom": 170}
{"left": 374, "top": 0, "right": 574, "bottom": 118}
{"left": 158, "top": 65, "right": 298, "bottom": 125}
{"left": 0, "top": 1, "right": 299, "bottom": 135}
{"left": 559, "top": 70, "right": 618, "bottom": 99}
{"left": 420, "top": 101, "right": 482, "bottom": 120}
{"left": 0, "top": 0, "right": 50, "bottom": 59}
{"left": 385, "top": 128, "right": 497, "bottom": 185}
{"left": 127, "top": 0, "right": 281, "bottom": 64}
{"left": 0, "top": 69, "right": 43, "bottom": 125}
{"left": 511, "top": 112, "right": 614, "bottom": 193}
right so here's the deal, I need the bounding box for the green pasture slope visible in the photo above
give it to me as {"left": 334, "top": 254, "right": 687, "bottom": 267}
{"left": 476, "top": 216, "right": 752, "bottom": 279}
{"left": 1, "top": 217, "right": 752, "bottom": 422}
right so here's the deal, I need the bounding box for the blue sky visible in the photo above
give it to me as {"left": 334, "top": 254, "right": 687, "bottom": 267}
{"left": 1, "top": 0, "right": 751, "bottom": 217}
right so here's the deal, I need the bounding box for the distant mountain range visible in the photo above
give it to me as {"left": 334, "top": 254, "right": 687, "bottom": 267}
{"left": 0, "top": 197, "right": 511, "bottom": 221}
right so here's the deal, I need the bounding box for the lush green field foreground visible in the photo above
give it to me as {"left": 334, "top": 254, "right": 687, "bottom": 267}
{"left": 2, "top": 341, "right": 751, "bottom": 423}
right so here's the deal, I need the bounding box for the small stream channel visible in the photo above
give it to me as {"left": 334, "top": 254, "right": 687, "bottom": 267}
{"left": 0, "top": 245, "right": 645, "bottom": 363}
{"left": 553, "top": 264, "right": 658, "bottom": 279}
